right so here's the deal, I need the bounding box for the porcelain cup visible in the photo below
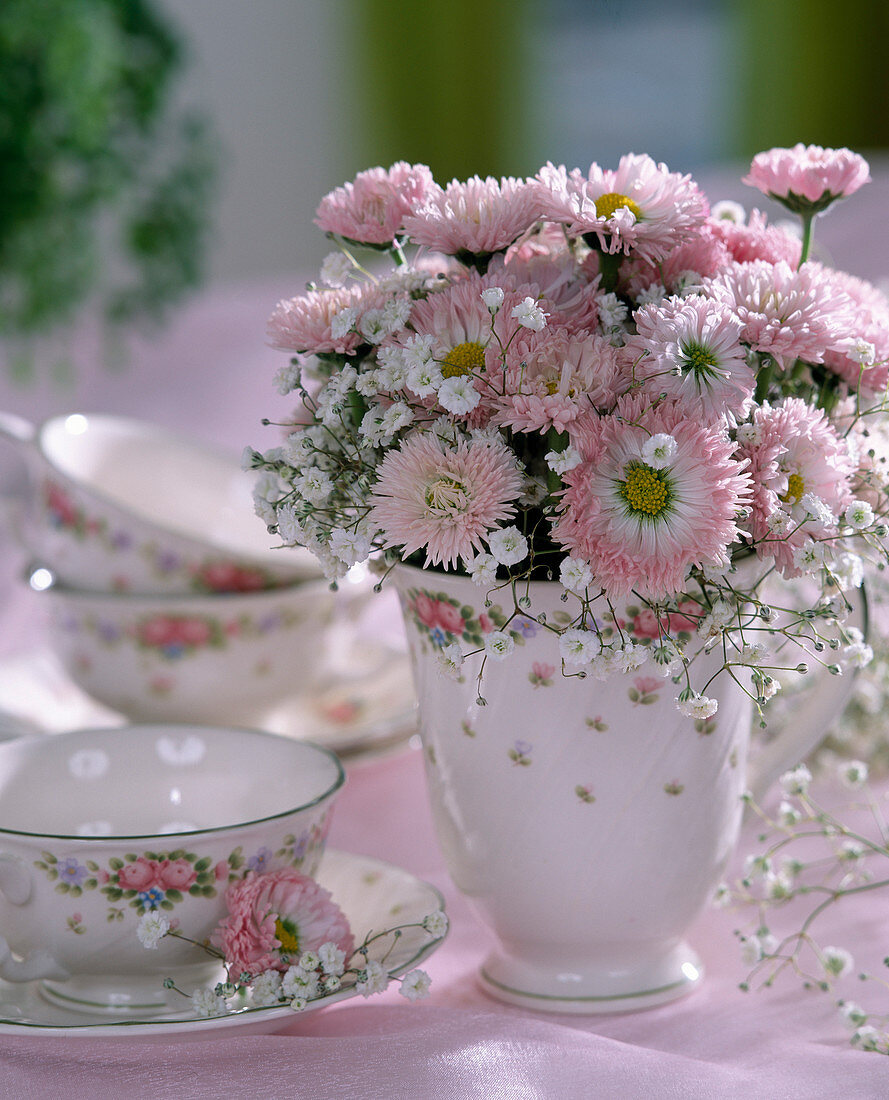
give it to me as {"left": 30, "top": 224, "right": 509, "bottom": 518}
{"left": 29, "top": 565, "right": 373, "bottom": 726}
{"left": 0, "top": 724, "right": 344, "bottom": 1016}
{"left": 0, "top": 410, "right": 318, "bottom": 594}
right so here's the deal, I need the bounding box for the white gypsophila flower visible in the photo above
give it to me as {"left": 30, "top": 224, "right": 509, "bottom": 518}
{"left": 840, "top": 840, "right": 865, "bottom": 863}
{"left": 282, "top": 965, "right": 320, "bottom": 1000}
{"left": 763, "top": 870, "right": 794, "bottom": 901}
{"left": 402, "top": 332, "right": 436, "bottom": 371}
{"left": 735, "top": 421, "right": 761, "bottom": 446}
{"left": 330, "top": 306, "right": 358, "bottom": 340}
{"left": 839, "top": 759, "right": 869, "bottom": 788}
{"left": 754, "top": 672, "right": 779, "bottom": 702}
{"left": 358, "top": 308, "right": 389, "bottom": 344}
{"left": 559, "top": 555, "right": 593, "bottom": 594}
{"left": 712, "top": 882, "right": 731, "bottom": 908}
{"left": 839, "top": 1001, "right": 869, "bottom": 1030}
{"left": 273, "top": 360, "right": 303, "bottom": 395}
{"left": 652, "top": 640, "right": 683, "bottom": 677}
{"left": 288, "top": 997, "right": 308, "bottom": 1012}
{"left": 588, "top": 651, "right": 613, "bottom": 680}
{"left": 251, "top": 970, "right": 284, "bottom": 1007}
{"left": 488, "top": 525, "right": 528, "bottom": 566}
{"left": 831, "top": 551, "right": 864, "bottom": 590}
{"left": 799, "top": 493, "right": 836, "bottom": 530}
{"left": 545, "top": 446, "right": 582, "bottom": 474}
{"left": 843, "top": 638, "right": 873, "bottom": 670}
{"left": 465, "top": 551, "right": 498, "bottom": 586}
{"left": 381, "top": 296, "right": 413, "bottom": 332}
{"left": 359, "top": 406, "right": 388, "bottom": 446}
{"left": 780, "top": 764, "right": 812, "bottom": 796}
{"left": 766, "top": 509, "right": 793, "bottom": 536}
{"left": 635, "top": 282, "right": 667, "bottom": 308}
{"left": 641, "top": 433, "right": 678, "bottom": 469}
{"left": 778, "top": 800, "right": 801, "bottom": 826}
{"left": 328, "top": 527, "right": 372, "bottom": 566}
{"left": 376, "top": 344, "right": 409, "bottom": 390}
{"left": 678, "top": 693, "right": 718, "bottom": 719}
{"left": 739, "top": 936, "right": 764, "bottom": 967}
{"left": 844, "top": 500, "right": 874, "bottom": 529}
{"left": 380, "top": 401, "right": 415, "bottom": 438}
{"left": 423, "top": 909, "right": 449, "bottom": 938}
{"left": 316, "top": 545, "right": 349, "bottom": 582}
{"left": 320, "top": 251, "right": 354, "bottom": 288}
{"left": 356, "top": 960, "right": 389, "bottom": 997}
{"left": 559, "top": 627, "right": 600, "bottom": 666}
{"left": 511, "top": 296, "right": 549, "bottom": 331}
{"left": 318, "top": 941, "right": 347, "bottom": 977}
{"left": 792, "top": 539, "right": 826, "bottom": 571}
{"left": 136, "top": 911, "right": 170, "bottom": 949}
{"left": 711, "top": 199, "right": 746, "bottom": 223}
{"left": 438, "top": 375, "right": 482, "bottom": 415}
{"left": 398, "top": 969, "right": 432, "bottom": 1001}
{"left": 438, "top": 642, "right": 464, "bottom": 679}
{"left": 323, "top": 974, "right": 342, "bottom": 993}
{"left": 597, "top": 292, "right": 629, "bottom": 329}
{"left": 740, "top": 642, "right": 767, "bottom": 665}
{"left": 253, "top": 471, "right": 285, "bottom": 527}
{"left": 241, "top": 445, "right": 265, "bottom": 472}
{"left": 407, "top": 359, "right": 443, "bottom": 398}
{"left": 743, "top": 853, "right": 772, "bottom": 880}
{"left": 849, "top": 338, "right": 876, "bottom": 365}
{"left": 821, "top": 945, "right": 854, "bottom": 979}
{"left": 481, "top": 286, "right": 505, "bottom": 312}
{"left": 612, "top": 643, "right": 647, "bottom": 673}
{"left": 298, "top": 951, "right": 320, "bottom": 972}
{"left": 485, "top": 630, "right": 515, "bottom": 660}
{"left": 851, "top": 1025, "right": 882, "bottom": 1051}
{"left": 191, "top": 988, "right": 229, "bottom": 1018}
{"left": 296, "top": 468, "right": 335, "bottom": 505}
{"left": 355, "top": 367, "right": 382, "bottom": 398}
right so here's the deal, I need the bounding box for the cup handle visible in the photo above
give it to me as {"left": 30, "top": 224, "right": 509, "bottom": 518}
{"left": 747, "top": 585, "right": 868, "bottom": 802}
{"left": 0, "top": 854, "right": 70, "bottom": 982}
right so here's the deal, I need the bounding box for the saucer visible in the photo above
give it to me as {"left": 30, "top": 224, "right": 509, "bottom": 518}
{"left": 0, "top": 640, "right": 418, "bottom": 758}
{"left": 0, "top": 849, "right": 445, "bottom": 1039}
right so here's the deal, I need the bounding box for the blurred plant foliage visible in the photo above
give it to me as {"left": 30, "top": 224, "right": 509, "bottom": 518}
{"left": 0, "top": 0, "right": 217, "bottom": 380}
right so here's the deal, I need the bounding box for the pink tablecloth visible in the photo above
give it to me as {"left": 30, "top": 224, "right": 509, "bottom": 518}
{"left": 0, "top": 168, "right": 888, "bottom": 1097}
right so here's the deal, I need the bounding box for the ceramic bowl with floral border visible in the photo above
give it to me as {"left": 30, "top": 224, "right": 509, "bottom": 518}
{"left": 30, "top": 568, "right": 372, "bottom": 726}
{"left": 0, "top": 410, "right": 318, "bottom": 595}
{"left": 0, "top": 724, "right": 344, "bottom": 1017}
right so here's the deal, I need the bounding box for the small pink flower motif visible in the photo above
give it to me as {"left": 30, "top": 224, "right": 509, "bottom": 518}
{"left": 529, "top": 661, "right": 555, "bottom": 688}
{"left": 197, "top": 562, "right": 268, "bottom": 593}
{"left": 44, "top": 481, "right": 79, "bottom": 528}
{"left": 148, "top": 675, "right": 175, "bottom": 696}
{"left": 96, "top": 869, "right": 111, "bottom": 885}
{"left": 211, "top": 868, "right": 354, "bottom": 976}
{"left": 214, "top": 860, "right": 230, "bottom": 882}
{"left": 478, "top": 613, "right": 494, "bottom": 633}
{"left": 156, "top": 859, "right": 198, "bottom": 892}
{"left": 139, "top": 616, "right": 181, "bottom": 648}
{"left": 628, "top": 676, "right": 661, "bottom": 706}
{"left": 434, "top": 600, "right": 465, "bottom": 636}
{"left": 508, "top": 740, "right": 533, "bottom": 766}
{"left": 117, "top": 857, "right": 161, "bottom": 891}
{"left": 743, "top": 143, "right": 870, "bottom": 213}
{"left": 575, "top": 785, "right": 596, "bottom": 804}
{"left": 175, "top": 618, "right": 213, "bottom": 647}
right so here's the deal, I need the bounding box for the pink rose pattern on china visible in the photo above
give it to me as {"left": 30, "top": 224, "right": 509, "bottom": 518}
{"left": 32, "top": 814, "right": 332, "bottom": 928}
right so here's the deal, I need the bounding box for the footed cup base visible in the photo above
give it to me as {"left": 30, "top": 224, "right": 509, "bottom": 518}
{"left": 477, "top": 942, "right": 704, "bottom": 1015}
{"left": 38, "top": 963, "right": 224, "bottom": 1019}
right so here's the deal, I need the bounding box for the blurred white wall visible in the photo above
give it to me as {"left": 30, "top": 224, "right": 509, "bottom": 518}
{"left": 158, "top": 0, "right": 343, "bottom": 285}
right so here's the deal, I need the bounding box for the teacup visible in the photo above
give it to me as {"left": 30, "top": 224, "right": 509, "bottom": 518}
{"left": 0, "top": 724, "right": 344, "bottom": 1016}
{"left": 29, "top": 566, "right": 372, "bottom": 726}
{"left": 0, "top": 410, "right": 317, "bottom": 594}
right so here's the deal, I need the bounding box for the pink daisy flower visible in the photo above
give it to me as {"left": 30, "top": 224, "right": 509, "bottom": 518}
{"left": 624, "top": 294, "right": 755, "bottom": 421}
{"left": 268, "top": 285, "right": 368, "bottom": 356}
{"left": 493, "top": 328, "right": 622, "bottom": 435}
{"left": 737, "top": 397, "right": 856, "bottom": 574}
{"left": 534, "top": 155, "right": 708, "bottom": 263}
{"left": 369, "top": 432, "right": 524, "bottom": 568}
{"left": 623, "top": 226, "right": 730, "bottom": 298}
{"left": 744, "top": 144, "right": 870, "bottom": 214}
{"left": 402, "top": 176, "right": 541, "bottom": 258}
{"left": 495, "top": 250, "right": 600, "bottom": 334}
{"left": 704, "top": 260, "right": 854, "bottom": 368}
{"left": 554, "top": 395, "right": 751, "bottom": 598}
{"left": 314, "top": 162, "right": 435, "bottom": 246}
{"left": 820, "top": 270, "right": 889, "bottom": 395}
{"left": 211, "top": 868, "right": 354, "bottom": 977}
{"left": 708, "top": 210, "right": 801, "bottom": 267}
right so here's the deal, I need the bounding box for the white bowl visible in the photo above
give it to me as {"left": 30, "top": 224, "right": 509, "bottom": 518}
{"left": 31, "top": 568, "right": 370, "bottom": 726}
{"left": 0, "top": 724, "right": 343, "bottom": 1016}
{"left": 0, "top": 410, "right": 315, "bottom": 594}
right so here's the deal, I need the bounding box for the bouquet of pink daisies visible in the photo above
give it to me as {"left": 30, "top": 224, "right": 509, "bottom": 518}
{"left": 248, "top": 143, "right": 887, "bottom": 712}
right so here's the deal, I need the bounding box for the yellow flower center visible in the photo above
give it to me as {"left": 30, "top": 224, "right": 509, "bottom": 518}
{"left": 782, "top": 472, "right": 805, "bottom": 504}
{"left": 594, "top": 191, "right": 642, "bottom": 221}
{"left": 425, "top": 475, "right": 469, "bottom": 514}
{"left": 545, "top": 377, "right": 560, "bottom": 396}
{"left": 620, "top": 462, "right": 672, "bottom": 517}
{"left": 441, "top": 341, "right": 486, "bottom": 378}
{"left": 274, "top": 916, "right": 300, "bottom": 955}
{"left": 681, "top": 341, "right": 721, "bottom": 375}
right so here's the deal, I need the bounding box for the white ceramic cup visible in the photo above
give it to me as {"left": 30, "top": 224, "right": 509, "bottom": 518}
{"left": 30, "top": 566, "right": 372, "bottom": 726}
{"left": 0, "top": 724, "right": 344, "bottom": 1016}
{"left": 0, "top": 410, "right": 317, "bottom": 594}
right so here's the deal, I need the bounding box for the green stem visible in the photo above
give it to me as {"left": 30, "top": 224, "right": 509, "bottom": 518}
{"left": 596, "top": 249, "right": 623, "bottom": 295}
{"left": 753, "top": 356, "right": 775, "bottom": 404}
{"left": 799, "top": 213, "right": 814, "bottom": 266}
